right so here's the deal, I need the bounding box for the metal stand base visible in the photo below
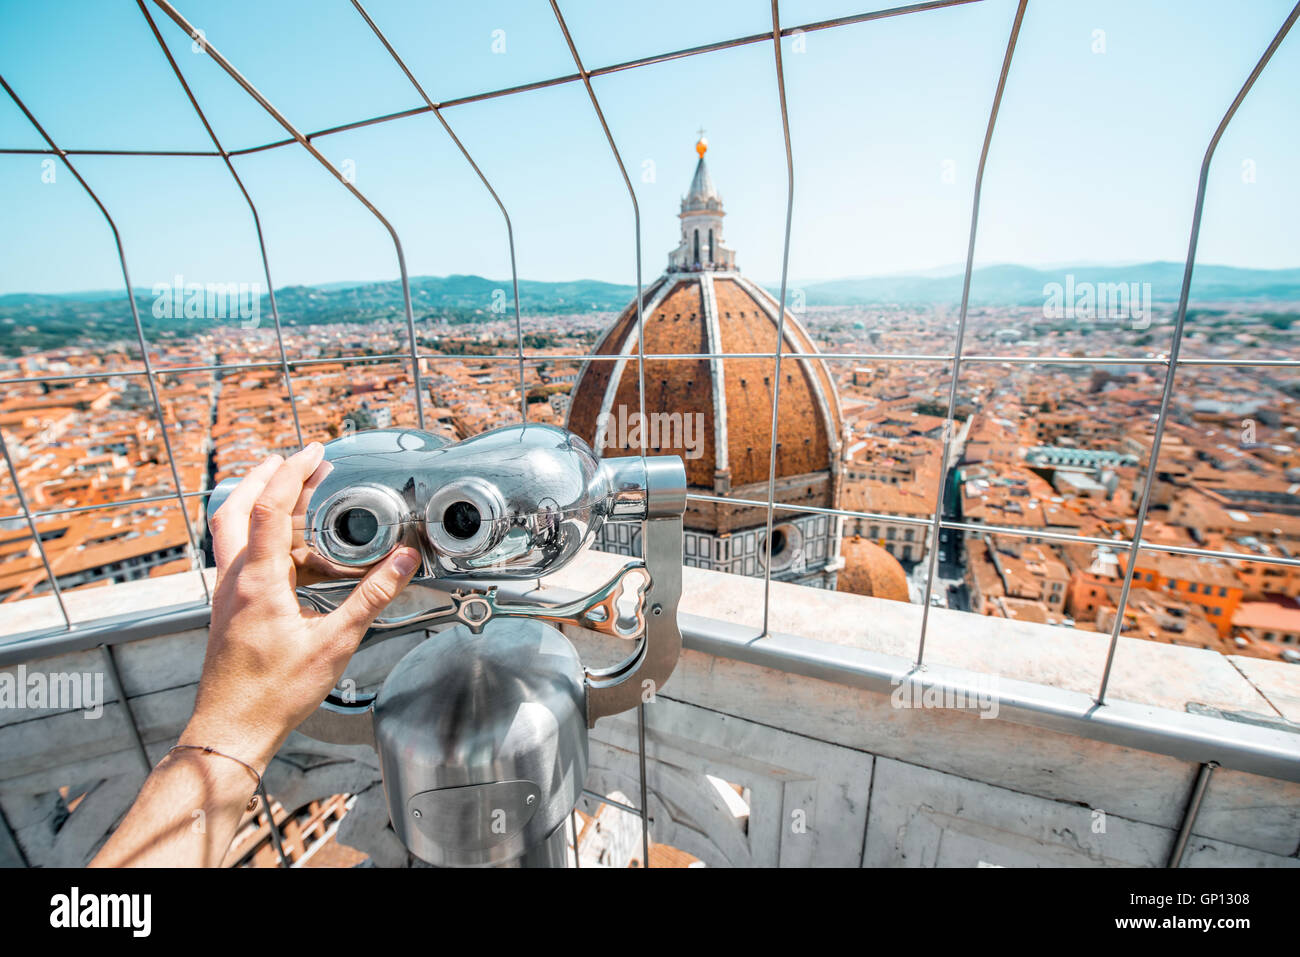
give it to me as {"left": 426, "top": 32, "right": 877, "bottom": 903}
{"left": 425, "top": 822, "right": 568, "bottom": 869}
{"left": 509, "top": 823, "right": 569, "bottom": 868}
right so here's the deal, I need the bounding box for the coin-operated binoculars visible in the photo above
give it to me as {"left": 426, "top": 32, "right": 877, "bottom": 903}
{"left": 208, "top": 424, "right": 685, "bottom": 867}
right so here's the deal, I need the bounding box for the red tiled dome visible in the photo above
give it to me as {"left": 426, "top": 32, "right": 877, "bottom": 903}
{"left": 567, "top": 273, "right": 842, "bottom": 531}
{"left": 837, "top": 535, "right": 910, "bottom": 602}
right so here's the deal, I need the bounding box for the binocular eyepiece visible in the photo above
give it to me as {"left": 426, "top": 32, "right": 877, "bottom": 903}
{"left": 207, "top": 424, "right": 686, "bottom": 581}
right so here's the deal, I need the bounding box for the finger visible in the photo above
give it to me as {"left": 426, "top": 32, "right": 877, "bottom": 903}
{"left": 292, "top": 459, "right": 333, "bottom": 527}
{"left": 328, "top": 546, "right": 420, "bottom": 638}
{"left": 247, "top": 443, "right": 325, "bottom": 566}
{"left": 287, "top": 460, "right": 334, "bottom": 586}
{"left": 291, "top": 549, "right": 366, "bottom": 588}
{"left": 209, "top": 455, "right": 283, "bottom": 570}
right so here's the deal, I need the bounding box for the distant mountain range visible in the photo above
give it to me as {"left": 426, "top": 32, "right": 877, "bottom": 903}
{"left": 0, "top": 274, "right": 637, "bottom": 321}
{"left": 0, "top": 275, "right": 640, "bottom": 354}
{"left": 1, "top": 262, "right": 1297, "bottom": 355}
{"left": 792, "top": 262, "right": 1300, "bottom": 306}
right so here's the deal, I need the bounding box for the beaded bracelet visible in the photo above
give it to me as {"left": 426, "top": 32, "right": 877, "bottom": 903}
{"left": 167, "top": 744, "right": 263, "bottom": 812}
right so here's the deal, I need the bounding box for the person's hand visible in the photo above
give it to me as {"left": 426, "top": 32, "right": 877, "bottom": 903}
{"left": 184, "top": 443, "right": 420, "bottom": 772}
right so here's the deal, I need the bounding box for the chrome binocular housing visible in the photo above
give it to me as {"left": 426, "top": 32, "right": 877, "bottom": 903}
{"left": 208, "top": 423, "right": 682, "bottom": 582}
{"left": 207, "top": 424, "right": 686, "bottom": 866}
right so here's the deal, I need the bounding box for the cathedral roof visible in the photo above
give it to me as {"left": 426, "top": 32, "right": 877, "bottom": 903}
{"left": 566, "top": 137, "right": 843, "bottom": 535}
{"left": 567, "top": 274, "right": 841, "bottom": 494}
{"left": 837, "top": 535, "right": 911, "bottom": 602}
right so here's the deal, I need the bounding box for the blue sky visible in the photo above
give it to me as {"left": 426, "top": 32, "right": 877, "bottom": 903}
{"left": 1, "top": 0, "right": 1297, "bottom": 296}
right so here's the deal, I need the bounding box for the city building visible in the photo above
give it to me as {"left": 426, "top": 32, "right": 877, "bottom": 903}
{"left": 1120, "top": 550, "right": 1244, "bottom": 639}
{"left": 1232, "top": 599, "right": 1300, "bottom": 657}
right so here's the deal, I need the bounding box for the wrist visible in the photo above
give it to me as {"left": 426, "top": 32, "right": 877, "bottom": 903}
{"left": 158, "top": 745, "right": 264, "bottom": 825}
{"left": 180, "top": 711, "right": 281, "bottom": 775}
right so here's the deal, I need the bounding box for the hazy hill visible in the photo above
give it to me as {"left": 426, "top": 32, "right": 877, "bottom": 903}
{"left": 0, "top": 275, "right": 639, "bottom": 354}
{"left": 793, "top": 262, "right": 1300, "bottom": 306}
{"left": 2, "top": 262, "right": 1297, "bottom": 355}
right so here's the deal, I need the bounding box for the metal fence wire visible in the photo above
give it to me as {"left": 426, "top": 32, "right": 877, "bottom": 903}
{"left": 1, "top": 0, "right": 1299, "bottom": 866}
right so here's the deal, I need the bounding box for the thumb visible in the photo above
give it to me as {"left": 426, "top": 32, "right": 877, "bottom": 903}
{"left": 331, "top": 546, "right": 421, "bottom": 636}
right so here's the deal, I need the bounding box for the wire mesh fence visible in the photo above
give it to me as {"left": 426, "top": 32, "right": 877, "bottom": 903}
{"left": 1, "top": 0, "right": 1298, "bottom": 710}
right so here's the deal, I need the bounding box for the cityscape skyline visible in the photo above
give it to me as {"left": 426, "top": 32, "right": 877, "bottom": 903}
{"left": 4, "top": 255, "right": 1300, "bottom": 301}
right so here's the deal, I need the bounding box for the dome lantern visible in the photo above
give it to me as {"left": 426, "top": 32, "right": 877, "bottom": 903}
{"left": 670, "top": 135, "right": 734, "bottom": 273}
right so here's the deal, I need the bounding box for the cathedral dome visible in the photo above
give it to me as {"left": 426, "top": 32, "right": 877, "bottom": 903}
{"left": 837, "top": 535, "right": 910, "bottom": 602}
{"left": 566, "top": 138, "right": 842, "bottom": 543}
